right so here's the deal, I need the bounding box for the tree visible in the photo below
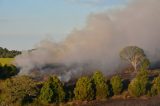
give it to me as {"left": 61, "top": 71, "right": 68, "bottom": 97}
{"left": 1, "top": 76, "right": 39, "bottom": 105}
{"left": 120, "top": 46, "right": 148, "bottom": 72}
{"left": 39, "top": 75, "right": 65, "bottom": 104}
{"left": 74, "top": 76, "right": 94, "bottom": 101}
{"left": 111, "top": 75, "right": 123, "bottom": 95}
{"left": 140, "top": 58, "right": 150, "bottom": 71}
{"left": 150, "top": 76, "right": 160, "bottom": 96}
{"left": 39, "top": 77, "right": 54, "bottom": 104}
{"left": 92, "top": 71, "right": 110, "bottom": 99}
{"left": 128, "top": 70, "right": 149, "bottom": 97}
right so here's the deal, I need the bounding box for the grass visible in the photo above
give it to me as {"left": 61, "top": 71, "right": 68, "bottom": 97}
{"left": 0, "top": 58, "right": 14, "bottom": 65}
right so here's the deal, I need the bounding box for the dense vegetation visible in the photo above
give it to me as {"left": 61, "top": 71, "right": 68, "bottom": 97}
{"left": 0, "top": 47, "right": 21, "bottom": 58}
{"left": 0, "top": 46, "right": 160, "bottom": 106}
{"left": 0, "top": 64, "right": 19, "bottom": 79}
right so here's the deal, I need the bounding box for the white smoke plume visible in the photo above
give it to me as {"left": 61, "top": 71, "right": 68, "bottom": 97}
{"left": 14, "top": 0, "right": 160, "bottom": 82}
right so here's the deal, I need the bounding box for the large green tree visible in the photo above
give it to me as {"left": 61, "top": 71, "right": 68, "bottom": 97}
{"left": 128, "top": 70, "right": 149, "bottom": 97}
{"left": 39, "top": 75, "right": 65, "bottom": 104}
{"left": 92, "top": 71, "right": 110, "bottom": 99}
{"left": 120, "top": 46, "right": 149, "bottom": 72}
{"left": 74, "top": 76, "right": 94, "bottom": 101}
{"left": 111, "top": 75, "right": 123, "bottom": 95}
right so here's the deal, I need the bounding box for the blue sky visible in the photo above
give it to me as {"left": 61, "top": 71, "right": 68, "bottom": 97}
{"left": 0, "top": 0, "right": 128, "bottom": 50}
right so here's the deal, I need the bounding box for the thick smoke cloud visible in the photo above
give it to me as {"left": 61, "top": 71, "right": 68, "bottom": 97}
{"left": 14, "top": 0, "right": 160, "bottom": 82}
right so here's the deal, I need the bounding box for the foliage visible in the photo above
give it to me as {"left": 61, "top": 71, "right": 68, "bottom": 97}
{"left": 0, "top": 76, "right": 39, "bottom": 105}
{"left": 153, "top": 76, "right": 160, "bottom": 93}
{"left": 39, "top": 76, "right": 65, "bottom": 104}
{"left": 120, "top": 46, "right": 147, "bottom": 71}
{"left": 74, "top": 76, "right": 94, "bottom": 101}
{"left": 136, "top": 70, "right": 149, "bottom": 79}
{"left": 111, "top": 75, "right": 123, "bottom": 95}
{"left": 140, "top": 58, "right": 150, "bottom": 71}
{"left": 0, "top": 64, "right": 19, "bottom": 79}
{"left": 149, "top": 76, "right": 160, "bottom": 96}
{"left": 128, "top": 70, "right": 149, "bottom": 97}
{"left": 0, "top": 47, "right": 21, "bottom": 58}
{"left": 39, "top": 79, "right": 54, "bottom": 104}
{"left": 92, "top": 71, "right": 110, "bottom": 99}
{"left": 148, "top": 86, "right": 157, "bottom": 97}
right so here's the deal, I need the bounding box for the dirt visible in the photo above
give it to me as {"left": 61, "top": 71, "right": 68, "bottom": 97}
{"left": 79, "top": 95, "right": 160, "bottom": 106}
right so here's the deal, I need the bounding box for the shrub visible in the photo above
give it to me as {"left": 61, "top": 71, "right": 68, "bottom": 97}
{"left": 128, "top": 70, "right": 149, "bottom": 97}
{"left": 140, "top": 58, "right": 150, "bottom": 71}
{"left": 74, "top": 76, "right": 94, "bottom": 101}
{"left": 92, "top": 71, "right": 110, "bottom": 99}
{"left": 148, "top": 76, "right": 160, "bottom": 96}
{"left": 39, "top": 75, "right": 65, "bottom": 104}
{"left": 111, "top": 75, "right": 123, "bottom": 95}
{"left": 0, "top": 64, "right": 19, "bottom": 79}
{"left": 148, "top": 86, "right": 157, "bottom": 97}
{"left": 0, "top": 76, "right": 39, "bottom": 105}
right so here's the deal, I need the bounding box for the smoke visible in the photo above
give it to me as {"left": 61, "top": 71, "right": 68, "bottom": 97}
{"left": 14, "top": 0, "right": 160, "bottom": 82}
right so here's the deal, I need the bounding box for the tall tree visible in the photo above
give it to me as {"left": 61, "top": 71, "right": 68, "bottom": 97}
{"left": 39, "top": 75, "right": 65, "bottom": 104}
{"left": 120, "top": 46, "right": 148, "bottom": 72}
{"left": 92, "top": 71, "right": 110, "bottom": 99}
{"left": 74, "top": 76, "right": 94, "bottom": 101}
{"left": 111, "top": 75, "right": 123, "bottom": 95}
{"left": 128, "top": 70, "right": 149, "bottom": 97}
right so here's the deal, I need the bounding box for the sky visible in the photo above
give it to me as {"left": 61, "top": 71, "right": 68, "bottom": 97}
{"left": 0, "top": 0, "right": 128, "bottom": 50}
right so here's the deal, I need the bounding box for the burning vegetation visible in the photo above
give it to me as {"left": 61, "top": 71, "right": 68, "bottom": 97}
{"left": 0, "top": 0, "right": 160, "bottom": 105}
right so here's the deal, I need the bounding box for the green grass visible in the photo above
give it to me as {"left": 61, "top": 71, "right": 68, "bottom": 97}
{"left": 0, "top": 58, "right": 14, "bottom": 65}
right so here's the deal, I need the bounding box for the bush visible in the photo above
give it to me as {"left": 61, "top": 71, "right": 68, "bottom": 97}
{"left": 148, "top": 76, "right": 160, "bottom": 96}
{"left": 111, "top": 75, "right": 123, "bottom": 95}
{"left": 136, "top": 70, "right": 149, "bottom": 79}
{"left": 74, "top": 76, "right": 94, "bottom": 101}
{"left": 92, "top": 71, "right": 110, "bottom": 99}
{"left": 39, "top": 75, "right": 65, "bottom": 104}
{"left": 140, "top": 58, "right": 150, "bottom": 71}
{"left": 128, "top": 71, "right": 149, "bottom": 97}
{"left": 0, "top": 76, "right": 39, "bottom": 105}
{"left": 148, "top": 86, "right": 157, "bottom": 97}
{"left": 0, "top": 64, "right": 19, "bottom": 79}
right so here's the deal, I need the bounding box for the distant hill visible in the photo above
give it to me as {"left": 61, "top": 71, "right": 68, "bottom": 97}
{"left": 0, "top": 47, "right": 21, "bottom": 58}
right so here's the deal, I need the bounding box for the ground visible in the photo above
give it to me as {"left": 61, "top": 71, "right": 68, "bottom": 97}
{"left": 66, "top": 95, "right": 160, "bottom": 106}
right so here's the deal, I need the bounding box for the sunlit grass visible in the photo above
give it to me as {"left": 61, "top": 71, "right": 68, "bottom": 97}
{"left": 0, "top": 58, "right": 14, "bottom": 65}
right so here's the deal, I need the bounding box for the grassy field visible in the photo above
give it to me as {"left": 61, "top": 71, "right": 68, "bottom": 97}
{"left": 0, "top": 58, "right": 14, "bottom": 65}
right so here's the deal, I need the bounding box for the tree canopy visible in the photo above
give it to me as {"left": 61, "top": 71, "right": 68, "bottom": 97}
{"left": 39, "top": 76, "right": 65, "bottom": 104}
{"left": 92, "top": 71, "right": 110, "bottom": 99}
{"left": 111, "top": 75, "right": 123, "bottom": 95}
{"left": 74, "top": 76, "right": 94, "bottom": 101}
{"left": 120, "top": 46, "right": 149, "bottom": 72}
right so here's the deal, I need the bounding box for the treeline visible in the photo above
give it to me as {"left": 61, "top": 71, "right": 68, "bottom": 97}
{"left": 0, "top": 70, "right": 160, "bottom": 106}
{"left": 0, "top": 46, "right": 160, "bottom": 105}
{"left": 0, "top": 47, "right": 21, "bottom": 58}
